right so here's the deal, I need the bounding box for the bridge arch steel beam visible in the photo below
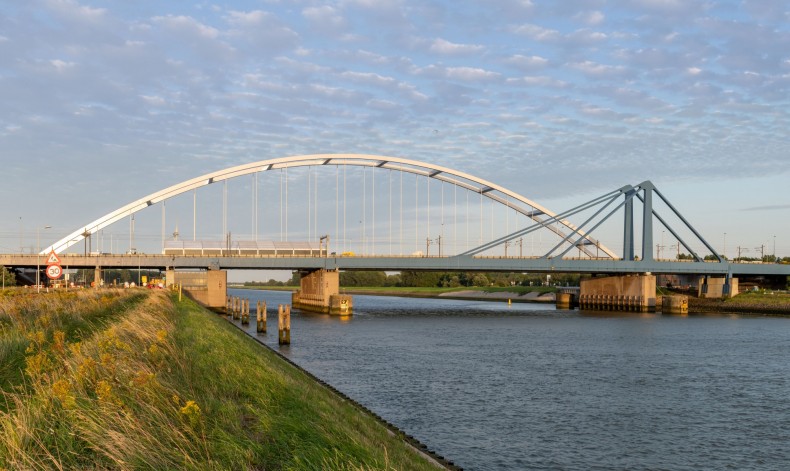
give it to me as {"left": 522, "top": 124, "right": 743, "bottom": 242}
{"left": 43, "top": 154, "right": 617, "bottom": 257}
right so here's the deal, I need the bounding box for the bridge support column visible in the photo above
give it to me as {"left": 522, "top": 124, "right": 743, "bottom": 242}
{"left": 698, "top": 276, "right": 738, "bottom": 299}
{"left": 579, "top": 274, "right": 656, "bottom": 312}
{"left": 292, "top": 269, "right": 353, "bottom": 315}
{"left": 169, "top": 269, "right": 227, "bottom": 309}
{"left": 94, "top": 266, "right": 102, "bottom": 288}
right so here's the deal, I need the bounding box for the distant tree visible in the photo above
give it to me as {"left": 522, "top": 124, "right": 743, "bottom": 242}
{"left": 677, "top": 253, "right": 695, "bottom": 260}
{"left": 1, "top": 266, "right": 16, "bottom": 287}
{"left": 399, "top": 271, "right": 443, "bottom": 287}
{"left": 288, "top": 271, "right": 301, "bottom": 286}
{"left": 471, "top": 274, "right": 489, "bottom": 287}
{"left": 340, "top": 271, "right": 386, "bottom": 287}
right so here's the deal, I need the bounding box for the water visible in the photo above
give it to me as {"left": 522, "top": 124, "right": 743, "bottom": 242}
{"left": 229, "top": 289, "right": 790, "bottom": 470}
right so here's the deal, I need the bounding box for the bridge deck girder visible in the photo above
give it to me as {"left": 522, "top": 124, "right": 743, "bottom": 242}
{"left": 2, "top": 254, "right": 788, "bottom": 276}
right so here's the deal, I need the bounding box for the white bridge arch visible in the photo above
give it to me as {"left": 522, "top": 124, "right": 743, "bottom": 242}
{"left": 43, "top": 154, "right": 617, "bottom": 258}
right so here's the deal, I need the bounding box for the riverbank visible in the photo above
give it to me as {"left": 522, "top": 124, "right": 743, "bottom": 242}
{"left": 684, "top": 291, "right": 790, "bottom": 315}
{"left": 0, "top": 289, "right": 442, "bottom": 469}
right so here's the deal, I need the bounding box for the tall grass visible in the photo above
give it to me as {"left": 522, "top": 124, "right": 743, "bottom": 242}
{"left": 0, "top": 290, "right": 439, "bottom": 470}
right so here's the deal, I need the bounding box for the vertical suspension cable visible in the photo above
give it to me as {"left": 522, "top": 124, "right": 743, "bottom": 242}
{"left": 479, "top": 189, "right": 483, "bottom": 246}
{"left": 161, "top": 200, "right": 165, "bottom": 251}
{"left": 399, "top": 170, "right": 403, "bottom": 255}
{"left": 279, "top": 168, "right": 283, "bottom": 241}
{"left": 285, "top": 166, "right": 289, "bottom": 241}
{"left": 372, "top": 167, "right": 375, "bottom": 254}
{"left": 362, "top": 167, "right": 366, "bottom": 254}
{"left": 223, "top": 180, "right": 227, "bottom": 240}
{"left": 389, "top": 169, "right": 392, "bottom": 255}
{"left": 454, "top": 183, "right": 457, "bottom": 255}
{"left": 427, "top": 176, "right": 430, "bottom": 240}
{"left": 441, "top": 182, "right": 444, "bottom": 254}
{"left": 466, "top": 190, "right": 469, "bottom": 251}
{"left": 255, "top": 172, "right": 259, "bottom": 241}
{"left": 490, "top": 198, "right": 494, "bottom": 244}
{"left": 335, "top": 165, "right": 339, "bottom": 251}
{"left": 415, "top": 173, "right": 418, "bottom": 254}
{"left": 343, "top": 164, "right": 347, "bottom": 253}
{"left": 193, "top": 189, "right": 196, "bottom": 241}
{"left": 252, "top": 174, "right": 256, "bottom": 241}
{"left": 314, "top": 166, "right": 318, "bottom": 241}
{"left": 307, "top": 166, "right": 311, "bottom": 240}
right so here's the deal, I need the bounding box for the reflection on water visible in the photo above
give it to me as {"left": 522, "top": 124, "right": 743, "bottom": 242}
{"left": 230, "top": 289, "right": 790, "bottom": 471}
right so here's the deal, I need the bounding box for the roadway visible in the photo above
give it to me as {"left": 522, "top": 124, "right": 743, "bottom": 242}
{"left": 2, "top": 253, "right": 789, "bottom": 277}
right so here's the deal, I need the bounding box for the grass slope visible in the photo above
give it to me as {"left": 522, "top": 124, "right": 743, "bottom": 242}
{"left": 0, "top": 289, "right": 438, "bottom": 470}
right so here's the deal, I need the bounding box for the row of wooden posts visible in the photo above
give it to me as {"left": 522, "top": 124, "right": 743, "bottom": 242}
{"left": 226, "top": 296, "right": 291, "bottom": 345}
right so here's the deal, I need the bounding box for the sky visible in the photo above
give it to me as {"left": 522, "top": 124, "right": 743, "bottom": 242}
{"left": 1, "top": 0, "right": 789, "bottom": 273}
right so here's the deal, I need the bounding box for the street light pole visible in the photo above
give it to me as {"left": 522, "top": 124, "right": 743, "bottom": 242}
{"left": 36, "top": 225, "right": 52, "bottom": 293}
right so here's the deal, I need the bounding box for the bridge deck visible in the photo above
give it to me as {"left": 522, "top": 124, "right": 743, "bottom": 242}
{"left": 2, "top": 254, "right": 788, "bottom": 276}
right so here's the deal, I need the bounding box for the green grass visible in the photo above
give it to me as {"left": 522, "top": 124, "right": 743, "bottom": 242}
{"left": 169, "top": 296, "right": 437, "bottom": 470}
{"left": 725, "top": 291, "right": 790, "bottom": 307}
{"left": 0, "top": 289, "right": 437, "bottom": 470}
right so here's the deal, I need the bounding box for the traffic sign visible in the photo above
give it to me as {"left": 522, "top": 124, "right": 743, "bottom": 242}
{"left": 46, "top": 251, "right": 61, "bottom": 265}
{"left": 46, "top": 264, "right": 63, "bottom": 280}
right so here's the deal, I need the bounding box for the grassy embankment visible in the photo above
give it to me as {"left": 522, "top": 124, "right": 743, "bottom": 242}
{"left": 688, "top": 290, "right": 790, "bottom": 315}
{"left": 0, "top": 288, "right": 438, "bottom": 470}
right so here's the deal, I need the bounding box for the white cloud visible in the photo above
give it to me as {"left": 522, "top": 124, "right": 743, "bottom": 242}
{"left": 575, "top": 10, "right": 605, "bottom": 25}
{"left": 568, "top": 61, "right": 626, "bottom": 77}
{"left": 49, "top": 59, "right": 76, "bottom": 72}
{"left": 446, "top": 67, "right": 500, "bottom": 81}
{"left": 429, "top": 38, "right": 485, "bottom": 55}
{"left": 152, "top": 15, "right": 219, "bottom": 39}
{"left": 505, "top": 54, "right": 549, "bottom": 70}
{"left": 45, "top": 0, "right": 106, "bottom": 22}
{"left": 511, "top": 24, "right": 561, "bottom": 42}
{"left": 302, "top": 6, "right": 348, "bottom": 32}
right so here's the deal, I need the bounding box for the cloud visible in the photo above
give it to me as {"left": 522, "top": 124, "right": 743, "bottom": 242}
{"left": 575, "top": 10, "right": 605, "bottom": 25}
{"left": 302, "top": 6, "right": 348, "bottom": 35}
{"left": 152, "top": 15, "right": 220, "bottom": 40}
{"left": 511, "top": 23, "right": 561, "bottom": 42}
{"left": 429, "top": 38, "right": 485, "bottom": 55}
{"left": 568, "top": 60, "right": 627, "bottom": 78}
{"left": 504, "top": 54, "right": 549, "bottom": 71}
{"left": 742, "top": 204, "right": 790, "bottom": 211}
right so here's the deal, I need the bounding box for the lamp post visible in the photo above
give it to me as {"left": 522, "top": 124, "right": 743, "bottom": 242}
{"left": 36, "top": 225, "right": 52, "bottom": 293}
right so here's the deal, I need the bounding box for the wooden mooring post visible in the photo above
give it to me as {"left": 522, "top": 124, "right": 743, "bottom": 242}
{"left": 256, "top": 300, "right": 267, "bottom": 333}
{"left": 233, "top": 297, "right": 241, "bottom": 320}
{"left": 278, "top": 304, "right": 291, "bottom": 345}
{"left": 241, "top": 298, "right": 250, "bottom": 325}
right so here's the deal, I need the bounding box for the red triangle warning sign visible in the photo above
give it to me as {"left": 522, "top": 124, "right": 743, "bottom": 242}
{"left": 46, "top": 251, "right": 61, "bottom": 265}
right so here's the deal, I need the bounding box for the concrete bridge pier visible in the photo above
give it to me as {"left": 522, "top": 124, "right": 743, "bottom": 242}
{"left": 166, "top": 268, "right": 227, "bottom": 309}
{"left": 698, "top": 275, "right": 738, "bottom": 298}
{"left": 94, "top": 266, "right": 102, "bottom": 288}
{"left": 292, "top": 268, "right": 353, "bottom": 315}
{"left": 579, "top": 274, "right": 656, "bottom": 312}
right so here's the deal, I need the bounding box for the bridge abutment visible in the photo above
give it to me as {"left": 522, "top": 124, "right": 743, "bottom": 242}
{"left": 579, "top": 274, "right": 656, "bottom": 312}
{"left": 292, "top": 268, "right": 353, "bottom": 315}
{"left": 167, "top": 269, "right": 227, "bottom": 309}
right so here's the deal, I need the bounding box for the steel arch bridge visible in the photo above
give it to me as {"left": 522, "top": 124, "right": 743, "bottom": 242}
{"left": 43, "top": 154, "right": 616, "bottom": 258}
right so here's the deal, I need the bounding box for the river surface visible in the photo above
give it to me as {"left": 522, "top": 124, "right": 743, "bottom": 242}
{"left": 228, "top": 289, "right": 790, "bottom": 470}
